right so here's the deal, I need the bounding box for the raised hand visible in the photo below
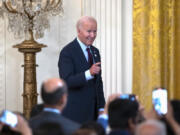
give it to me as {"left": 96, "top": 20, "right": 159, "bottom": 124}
{"left": 90, "top": 62, "right": 101, "bottom": 76}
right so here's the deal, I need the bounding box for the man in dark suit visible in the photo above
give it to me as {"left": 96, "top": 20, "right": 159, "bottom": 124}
{"left": 58, "top": 16, "right": 105, "bottom": 124}
{"left": 29, "top": 78, "right": 80, "bottom": 135}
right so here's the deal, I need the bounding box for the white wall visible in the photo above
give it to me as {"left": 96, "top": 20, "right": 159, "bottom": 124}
{"left": 36, "top": 0, "right": 82, "bottom": 103}
{"left": 0, "top": 0, "right": 133, "bottom": 112}
{"left": 0, "top": 18, "right": 24, "bottom": 112}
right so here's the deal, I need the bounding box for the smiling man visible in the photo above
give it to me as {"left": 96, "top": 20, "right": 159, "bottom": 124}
{"left": 58, "top": 16, "right": 105, "bottom": 124}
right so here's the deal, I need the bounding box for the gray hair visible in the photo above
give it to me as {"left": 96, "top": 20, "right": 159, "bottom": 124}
{"left": 135, "top": 119, "right": 166, "bottom": 135}
{"left": 76, "top": 16, "right": 97, "bottom": 30}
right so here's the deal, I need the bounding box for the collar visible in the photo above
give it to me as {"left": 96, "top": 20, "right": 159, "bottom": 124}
{"left": 43, "top": 107, "right": 61, "bottom": 114}
{"left": 77, "top": 37, "right": 90, "bottom": 51}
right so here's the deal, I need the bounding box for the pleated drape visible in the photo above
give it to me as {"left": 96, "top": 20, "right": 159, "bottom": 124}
{"left": 133, "top": 0, "right": 180, "bottom": 110}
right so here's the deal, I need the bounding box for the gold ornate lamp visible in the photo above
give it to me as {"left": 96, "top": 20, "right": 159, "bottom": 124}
{"left": 0, "top": 0, "right": 63, "bottom": 118}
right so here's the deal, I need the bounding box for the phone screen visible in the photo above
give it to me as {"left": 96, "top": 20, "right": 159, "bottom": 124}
{"left": 152, "top": 88, "right": 167, "bottom": 115}
{"left": 119, "top": 94, "right": 136, "bottom": 101}
{"left": 0, "top": 110, "right": 18, "bottom": 127}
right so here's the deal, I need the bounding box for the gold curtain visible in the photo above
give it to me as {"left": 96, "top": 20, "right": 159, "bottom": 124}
{"left": 133, "top": 0, "right": 180, "bottom": 110}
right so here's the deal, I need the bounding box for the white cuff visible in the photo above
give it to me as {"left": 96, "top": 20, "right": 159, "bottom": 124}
{"left": 99, "top": 108, "right": 104, "bottom": 112}
{"left": 85, "top": 70, "right": 94, "bottom": 81}
{"left": 98, "top": 114, "right": 108, "bottom": 120}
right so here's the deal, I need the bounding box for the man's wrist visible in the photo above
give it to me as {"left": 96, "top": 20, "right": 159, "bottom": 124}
{"left": 99, "top": 108, "right": 104, "bottom": 112}
{"left": 85, "top": 70, "right": 94, "bottom": 80}
{"left": 98, "top": 114, "right": 108, "bottom": 120}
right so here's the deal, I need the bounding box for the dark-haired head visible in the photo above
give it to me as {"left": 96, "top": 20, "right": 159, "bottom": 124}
{"left": 108, "top": 98, "right": 139, "bottom": 130}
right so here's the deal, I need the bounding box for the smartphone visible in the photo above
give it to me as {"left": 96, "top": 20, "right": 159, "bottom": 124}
{"left": 152, "top": 88, "right": 167, "bottom": 115}
{"left": 119, "top": 94, "right": 136, "bottom": 101}
{"left": 0, "top": 110, "right": 18, "bottom": 127}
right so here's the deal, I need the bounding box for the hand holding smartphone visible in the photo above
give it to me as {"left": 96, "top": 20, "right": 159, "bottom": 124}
{"left": 0, "top": 110, "right": 18, "bottom": 128}
{"left": 119, "top": 94, "right": 136, "bottom": 101}
{"left": 152, "top": 88, "right": 167, "bottom": 115}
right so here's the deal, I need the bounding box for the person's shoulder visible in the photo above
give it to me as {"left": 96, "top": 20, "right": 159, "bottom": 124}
{"left": 91, "top": 45, "right": 99, "bottom": 51}
{"left": 30, "top": 103, "right": 44, "bottom": 118}
{"left": 91, "top": 45, "right": 100, "bottom": 55}
{"left": 58, "top": 115, "right": 80, "bottom": 134}
{"left": 59, "top": 115, "right": 80, "bottom": 127}
{"left": 29, "top": 112, "right": 61, "bottom": 130}
{"left": 29, "top": 112, "right": 43, "bottom": 128}
{"left": 61, "top": 38, "right": 77, "bottom": 51}
{"left": 29, "top": 111, "right": 45, "bottom": 122}
{"left": 30, "top": 111, "right": 64, "bottom": 127}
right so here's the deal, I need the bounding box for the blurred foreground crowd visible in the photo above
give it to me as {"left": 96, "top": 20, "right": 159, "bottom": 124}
{"left": 0, "top": 77, "right": 180, "bottom": 135}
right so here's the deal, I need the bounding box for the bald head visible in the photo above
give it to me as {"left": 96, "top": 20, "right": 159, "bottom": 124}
{"left": 76, "top": 16, "right": 97, "bottom": 31}
{"left": 41, "top": 78, "right": 67, "bottom": 105}
{"left": 43, "top": 78, "right": 65, "bottom": 93}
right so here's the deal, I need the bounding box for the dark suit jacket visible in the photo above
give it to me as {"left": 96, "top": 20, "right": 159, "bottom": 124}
{"left": 58, "top": 38, "right": 105, "bottom": 123}
{"left": 30, "top": 103, "right": 44, "bottom": 118}
{"left": 29, "top": 111, "right": 80, "bottom": 135}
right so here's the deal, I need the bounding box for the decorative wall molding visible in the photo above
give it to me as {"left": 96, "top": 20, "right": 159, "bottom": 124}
{"left": 0, "top": 19, "right": 6, "bottom": 110}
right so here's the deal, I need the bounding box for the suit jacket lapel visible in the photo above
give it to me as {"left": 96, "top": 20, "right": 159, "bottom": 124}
{"left": 91, "top": 46, "right": 100, "bottom": 63}
{"left": 73, "top": 39, "right": 89, "bottom": 69}
{"left": 91, "top": 46, "right": 101, "bottom": 79}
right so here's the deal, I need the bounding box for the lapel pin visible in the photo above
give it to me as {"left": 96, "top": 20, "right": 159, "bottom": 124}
{"left": 94, "top": 51, "right": 97, "bottom": 57}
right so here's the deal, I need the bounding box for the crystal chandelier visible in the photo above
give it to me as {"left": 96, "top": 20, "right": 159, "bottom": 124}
{"left": 0, "top": 0, "right": 63, "bottom": 39}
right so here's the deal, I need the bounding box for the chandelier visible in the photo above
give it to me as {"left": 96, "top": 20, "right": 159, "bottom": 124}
{"left": 0, "top": 0, "right": 63, "bottom": 39}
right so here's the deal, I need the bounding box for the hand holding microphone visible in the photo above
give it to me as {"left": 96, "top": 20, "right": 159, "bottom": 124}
{"left": 90, "top": 62, "right": 101, "bottom": 76}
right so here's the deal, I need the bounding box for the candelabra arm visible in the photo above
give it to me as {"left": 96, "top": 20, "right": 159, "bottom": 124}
{"left": 22, "top": 0, "right": 34, "bottom": 19}
{"left": 44, "top": 0, "right": 50, "bottom": 10}
{"left": 38, "top": 0, "right": 62, "bottom": 13}
{"left": 50, "top": 0, "right": 56, "bottom": 7}
{"left": 54, "top": 0, "right": 62, "bottom": 8}
{"left": 3, "top": 1, "right": 18, "bottom": 13}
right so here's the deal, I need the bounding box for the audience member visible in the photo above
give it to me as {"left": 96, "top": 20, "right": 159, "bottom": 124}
{"left": 170, "top": 100, "right": 180, "bottom": 124}
{"left": 142, "top": 99, "right": 180, "bottom": 135}
{"left": 72, "top": 129, "right": 97, "bottom": 135}
{"left": 33, "top": 122, "right": 64, "bottom": 135}
{"left": 97, "top": 93, "right": 120, "bottom": 130}
{"left": 135, "top": 119, "right": 166, "bottom": 135}
{"left": 30, "top": 103, "right": 44, "bottom": 118}
{"left": 80, "top": 121, "right": 105, "bottom": 135}
{"left": 108, "top": 98, "right": 139, "bottom": 135}
{"left": 0, "top": 112, "right": 32, "bottom": 135}
{"left": 164, "top": 101, "right": 180, "bottom": 135}
{"left": 29, "top": 78, "right": 80, "bottom": 135}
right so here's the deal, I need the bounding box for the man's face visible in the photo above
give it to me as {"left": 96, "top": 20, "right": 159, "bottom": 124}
{"left": 78, "top": 20, "right": 97, "bottom": 46}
